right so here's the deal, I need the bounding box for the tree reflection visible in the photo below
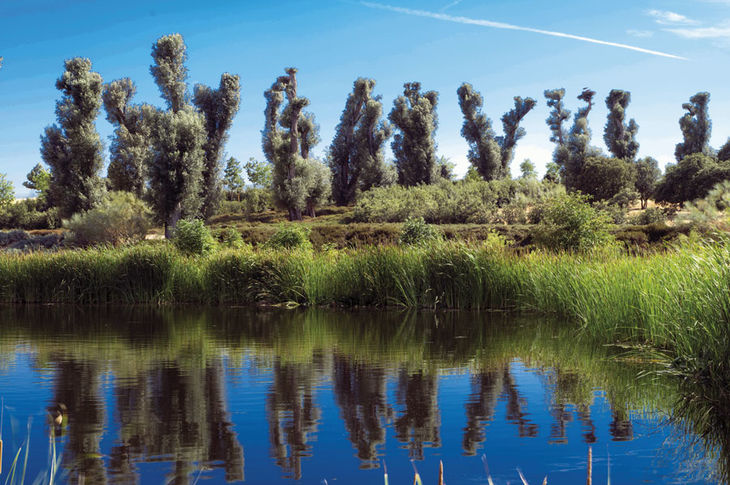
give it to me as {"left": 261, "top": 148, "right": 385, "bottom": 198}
{"left": 394, "top": 368, "right": 441, "bottom": 460}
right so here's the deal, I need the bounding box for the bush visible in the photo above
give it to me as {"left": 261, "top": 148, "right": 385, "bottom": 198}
{"left": 0, "top": 199, "right": 59, "bottom": 230}
{"left": 64, "top": 192, "right": 152, "bottom": 246}
{"left": 399, "top": 217, "right": 442, "bottom": 246}
{"left": 533, "top": 193, "right": 614, "bottom": 251}
{"left": 214, "top": 227, "right": 248, "bottom": 250}
{"left": 266, "top": 224, "right": 312, "bottom": 250}
{"left": 628, "top": 207, "right": 666, "bottom": 225}
{"left": 173, "top": 219, "right": 216, "bottom": 255}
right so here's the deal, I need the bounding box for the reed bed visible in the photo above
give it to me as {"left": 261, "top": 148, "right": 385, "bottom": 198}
{"left": 2, "top": 240, "right": 730, "bottom": 370}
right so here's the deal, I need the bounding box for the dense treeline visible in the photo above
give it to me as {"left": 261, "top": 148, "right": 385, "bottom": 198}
{"left": 4, "top": 33, "right": 730, "bottom": 233}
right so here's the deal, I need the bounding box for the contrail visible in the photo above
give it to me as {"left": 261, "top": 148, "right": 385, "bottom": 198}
{"left": 440, "top": 0, "right": 462, "bottom": 12}
{"left": 362, "top": 2, "right": 688, "bottom": 60}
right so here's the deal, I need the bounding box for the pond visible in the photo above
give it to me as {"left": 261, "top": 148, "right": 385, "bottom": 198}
{"left": 0, "top": 306, "right": 721, "bottom": 484}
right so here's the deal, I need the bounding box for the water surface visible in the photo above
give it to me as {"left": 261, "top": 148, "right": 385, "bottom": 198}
{"left": 0, "top": 307, "right": 719, "bottom": 484}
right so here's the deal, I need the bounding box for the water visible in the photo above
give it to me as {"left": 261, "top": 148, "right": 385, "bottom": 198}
{"left": 0, "top": 306, "right": 720, "bottom": 484}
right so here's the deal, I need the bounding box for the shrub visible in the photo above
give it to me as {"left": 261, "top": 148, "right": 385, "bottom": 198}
{"left": 173, "top": 219, "right": 216, "bottom": 255}
{"left": 64, "top": 191, "right": 152, "bottom": 246}
{"left": 533, "top": 193, "right": 614, "bottom": 251}
{"left": 399, "top": 217, "right": 442, "bottom": 246}
{"left": 214, "top": 227, "right": 248, "bottom": 250}
{"left": 628, "top": 207, "right": 666, "bottom": 225}
{"left": 266, "top": 224, "right": 312, "bottom": 250}
{"left": 594, "top": 201, "right": 627, "bottom": 225}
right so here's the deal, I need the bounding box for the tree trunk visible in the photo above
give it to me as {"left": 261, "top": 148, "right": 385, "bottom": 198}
{"left": 306, "top": 200, "right": 316, "bottom": 218}
{"left": 288, "top": 206, "right": 302, "bottom": 221}
{"left": 165, "top": 203, "right": 182, "bottom": 239}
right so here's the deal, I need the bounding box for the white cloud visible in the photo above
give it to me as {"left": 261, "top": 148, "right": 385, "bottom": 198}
{"left": 627, "top": 29, "right": 654, "bottom": 38}
{"left": 361, "top": 2, "right": 688, "bottom": 60}
{"left": 666, "top": 25, "right": 730, "bottom": 39}
{"left": 647, "top": 9, "right": 699, "bottom": 25}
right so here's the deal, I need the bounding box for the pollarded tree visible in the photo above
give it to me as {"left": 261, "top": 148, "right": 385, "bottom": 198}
{"left": 544, "top": 89, "right": 571, "bottom": 185}
{"left": 147, "top": 34, "right": 206, "bottom": 237}
{"left": 389, "top": 82, "right": 439, "bottom": 186}
{"left": 102, "top": 78, "right": 154, "bottom": 197}
{"left": 675, "top": 92, "right": 712, "bottom": 162}
{"left": 634, "top": 156, "right": 661, "bottom": 209}
{"left": 263, "top": 68, "right": 325, "bottom": 220}
{"left": 330, "top": 78, "right": 392, "bottom": 205}
{"left": 193, "top": 73, "right": 241, "bottom": 218}
{"left": 604, "top": 89, "right": 639, "bottom": 161}
{"left": 457, "top": 83, "right": 536, "bottom": 181}
{"left": 562, "top": 88, "right": 598, "bottom": 191}
{"left": 40, "top": 57, "right": 106, "bottom": 218}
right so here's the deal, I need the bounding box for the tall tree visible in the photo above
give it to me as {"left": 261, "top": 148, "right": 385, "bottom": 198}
{"left": 604, "top": 89, "right": 639, "bottom": 161}
{"left": 193, "top": 73, "right": 241, "bottom": 218}
{"left": 102, "top": 78, "right": 153, "bottom": 197}
{"left": 330, "top": 78, "right": 392, "bottom": 205}
{"left": 263, "top": 68, "right": 326, "bottom": 220}
{"left": 389, "top": 82, "right": 439, "bottom": 186}
{"left": 40, "top": 58, "right": 105, "bottom": 218}
{"left": 147, "top": 34, "right": 206, "bottom": 237}
{"left": 675, "top": 92, "right": 712, "bottom": 161}
{"left": 562, "top": 88, "right": 597, "bottom": 191}
{"left": 457, "top": 83, "right": 536, "bottom": 180}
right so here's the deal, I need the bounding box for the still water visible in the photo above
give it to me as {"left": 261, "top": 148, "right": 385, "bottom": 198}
{"left": 0, "top": 306, "right": 720, "bottom": 484}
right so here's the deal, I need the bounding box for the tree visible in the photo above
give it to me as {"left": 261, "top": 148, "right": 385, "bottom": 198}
{"left": 193, "top": 73, "right": 241, "bottom": 218}
{"left": 244, "top": 157, "right": 272, "bottom": 188}
{"left": 718, "top": 138, "right": 730, "bottom": 162}
{"left": 40, "top": 58, "right": 106, "bottom": 218}
{"left": 330, "top": 78, "right": 392, "bottom": 205}
{"left": 575, "top": 156, "right": 635, "bottom": 201}
{"left": 553, "top": 88, "right": 598, "bottom": 191}
{"left": 223, "top": 157, "right": 244, "bottom": 200}
{"left": 23, "top": 163, "right": 51, "bottom": 198}
{"left": 262, "top": 68, "right": 324, "bottom": 220}
{"left": 675, "top": 92, "right": 712, "bottom": 162}
{"left": 634, "top": 157, "right": 661, "bottom": 209}
{"left": 0, "top": 173, "right": 14, "bottom": 209}
{"left": 520, "top": 159, "right": 537, "bottom": 179}
{"left": 457, "top": 83, "right": 536, "bottom": 181}
{"left": 303, "top": 159, "right": 331, "bottom": 217}
{"left": 543, "top": 162, "right": 561, "bottom": 184}
{"left": 604, "top": 89, "right": 639, "bottom": 161}
{"left": 655, "top": 153, "right": 730, "bottom": 204}
{"left": 545, "top": 89, "right": 571, "bottom": 146}
{"left": 102, "top": 78, "right": 153, "bottom": 197}
{"left": 147, "top": 34, "right": 206, "bottom": 237}
{"left": 389, "top": 82, "right": 439, "bottom": 186}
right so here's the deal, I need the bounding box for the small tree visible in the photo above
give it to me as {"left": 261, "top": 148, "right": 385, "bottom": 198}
{"left": 520, "top": 159, "right": 537, "bottom": 179}
{"left": 40, "top": 58, "right": 106, "bottom": 218}
{"left": 458, "top": 83, "right": 536, "bottom": 181}
{"left": 330, "top": 78, "right": 392, "bottom": 205}
{"left": 389, "top": 82, "right": 439, "bottom": 186}
{"left": 0, "top": 173, "right": 14, "bottom": 209}
{"left": 675, "top": 92, "right": 712, "bottom": 162}
{"left": 575, "top": 156, "right": 635, "bottom": 201}
{"left": 23, "top": 163, "right": 51, "bottom": 199}
{"left": 655, "top": 153, "right": 730, "bottom": 204}
{"left": 193, "top": 73, "right": 241, "bottom": 218}
{"left": 534, "top": 193, "right": 613, "bottom": 252}
{"left": 223, "top": 157, "right": 244, "bottom": 200}
{"left": 604, "top": 89, "right": 639, "bottom": 161}
{"left": 102, "top": 78, "right": 153, "bottom": 197}
{"left": 244, "top": 157, "right": 272, "bottom": 188}
{"left": 634, "top": 157, "right": 661, "bottom": 209}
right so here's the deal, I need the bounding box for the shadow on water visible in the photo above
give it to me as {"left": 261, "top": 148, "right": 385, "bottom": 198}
{"left": 0, "top": 305, "right": 725, "bottom": 483}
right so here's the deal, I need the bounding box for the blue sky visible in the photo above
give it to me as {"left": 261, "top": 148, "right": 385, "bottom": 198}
{"left": 2, "top": 0, "right": 730, "bottom": 196}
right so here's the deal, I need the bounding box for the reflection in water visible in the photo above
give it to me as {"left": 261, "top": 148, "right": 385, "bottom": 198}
{"left": 0, "top": 306, "right": 724, "bottom": 483}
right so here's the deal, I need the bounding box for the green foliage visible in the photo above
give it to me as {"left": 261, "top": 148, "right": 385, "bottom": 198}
{"left": 628, "top": 207, "right": 667, "bottom": 225}
{"left": 519, "top": 159, "right": 536, "bottom": 179}
{"left": 551, "top": 88, "right": 597, "bottom": 191}
{"left": 684, "top": 180, "right": 730, "bottom": 224}
{"left": 150, "top": 33, "right": 188, "bottom": 113}
{"left": 544, "top": 89, "right": 570, "bottom": 146}
{"left": 654, "top": 153, "right": 730, "bottom": 204}
{"left": 457, "top": 83, "right": 536, "bottom": 181}
{"left": 675, "top": 92, "right": 712, "bottom": 161}
{"left": 244, "top": 157, "right": 272, "bottom": 188}
{"left": 263, "top": 68, "right": 324, "bottom": 220}
{"left": 214, "top": 227, "right": 248, "bottom": 249}
{"left": 603, "top": 89, "right": 639, "bottom": 161}
{"left": 193, "top": 72, "right": 241, "bottom": 218}
{"left": 22, "top": 164, "right": 50, "bottom": 199}
{"left": 389, "top": 82, "right": 439, "bottom": 186}
{"left": 330, "top": 78, "right": 393, "bottom": 205}
{"left": 64, "top": 191, "right": 152, "bottom": 246}
{"left": 266, "top": 224, "right": 312, "bottom": 250}
{"left": 0, "top": 173, "right": 14, "bottom": 209}
{"left": 41, "top": 57, "right": 106, "bottom": 218}
{"left": 634, "top": 157, "right": 661, "bottom": 209}
{"left": 173, "top": 218, "right": 216, "bottom": 254}
{"left": 399, "top": 217, "right": 441, "bottom": 245}
{"left": 103, "top": 78, "right": 153, "bottom": 197}
{"left": 534, "top": 193, "right": 614, "bottom": 251}
{"left": 0, "top": 199, "right": 58, "bottom": 230}
{"left": 575, "top": 156, "right": 635, "bottom": 201}
{"left": 302, "top": 158, "right": 332, "bottom": 217}
{"left": 543, "top": 162, "right": 561, "bottom": 184}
